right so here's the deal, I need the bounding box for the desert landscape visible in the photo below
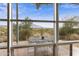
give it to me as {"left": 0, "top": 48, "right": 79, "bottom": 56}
{"left": 0, "top": 3, "right": 79, "bottom": 56}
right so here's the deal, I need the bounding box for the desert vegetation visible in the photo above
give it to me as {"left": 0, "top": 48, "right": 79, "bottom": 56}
{"left": 0, "top": 26, "right": 7, "bottom": 42}
{"left": 59, "top": 16, "right": 79, "bottom": 40}
{"left": 1, "top": 16, "right": 79, "bottom": 42}
{"left": 13, "top": 17, "right": 32, "bottom": 41}
{"left": 0, "top": 18, "right": 54, "bottom": 42}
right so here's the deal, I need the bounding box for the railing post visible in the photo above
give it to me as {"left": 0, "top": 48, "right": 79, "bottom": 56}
{"left": 53, "top": 44, "right": 55, "bottom": 56}
{"left": 70, "top": 44, "right": 73, "bottom": 56}
{"left": 11, "top": 48, "right": 14, "bottom": 56}
{"left": 53, "top": 44, "right": 58, "bottom": 56}
{"left": 34, "top": 46, "right": 37, "bottom": 56}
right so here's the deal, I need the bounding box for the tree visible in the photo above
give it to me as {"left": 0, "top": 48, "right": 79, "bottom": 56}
{"left": 13, "top": 17, "right": 32, "bottom": 41}
{"left": 19, "top": 17, "right": 32, "bottom": 41}
{"left": 59, "top": 16, "right": 79, "bottom": 40}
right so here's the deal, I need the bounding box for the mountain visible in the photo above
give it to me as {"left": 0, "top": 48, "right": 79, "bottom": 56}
{"left": 31, "top": 24, "right": 43, "bottom": 28}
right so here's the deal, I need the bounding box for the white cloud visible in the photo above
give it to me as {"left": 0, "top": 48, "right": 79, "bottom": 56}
{"left": 60, "top": 4, "right": 79, "bottom": 8}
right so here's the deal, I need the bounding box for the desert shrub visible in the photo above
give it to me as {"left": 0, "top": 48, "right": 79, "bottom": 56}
{"left": 13, "top": 17, "right": 32, "bottom": 41}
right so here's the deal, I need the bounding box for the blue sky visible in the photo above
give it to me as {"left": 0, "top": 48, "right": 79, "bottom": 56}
{"left": 1, "top": 3, "right": 79, "bottom": 20}
{"left": 0, "top": 3, "right": 7, "bottom": 19}
{"left": 12, "top": 3, "right": 53, "bottom": 20}
{"left": 0, "top": 3, "right": 79, "bottom": 28}
{"left": 59, "top": 4, "right": 79, "bottom": 21}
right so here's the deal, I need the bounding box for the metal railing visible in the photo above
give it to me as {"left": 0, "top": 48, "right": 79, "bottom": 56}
{"left": 0, "top": 41, "right": 79, "bottom": 56}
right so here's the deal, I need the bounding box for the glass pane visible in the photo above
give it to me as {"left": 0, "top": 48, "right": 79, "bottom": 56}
{"left": 11, "top": 3, "right": 54, "bottom": 21}
{"left": 59, "top": 3, "right": 79, "bottom": 21}
{"left": 0, "top": 3, "right": 7, "bottom": 20}
{"left": 11, "top": 21, "right": 54, "bottom": 56}
{"left": 59, "top": 22, "right": 79, "bottom": 42}
{"left": 12, "top": 21, "right": 54, "bottom": 45}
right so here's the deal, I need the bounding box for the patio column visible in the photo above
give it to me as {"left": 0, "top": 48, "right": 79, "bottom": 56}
{"left": 7, "top": 3, "right": 12, "bottom": 56}
{"left": 53, "top": 3, "right": 59, "bottom": 56}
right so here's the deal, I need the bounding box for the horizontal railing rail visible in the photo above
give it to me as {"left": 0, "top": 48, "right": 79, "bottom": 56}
{"left": 0, "top": 41, "right": 79, "bottom": 49}
{"left": 1, "top": 19, "right": 79, "bottom": 23}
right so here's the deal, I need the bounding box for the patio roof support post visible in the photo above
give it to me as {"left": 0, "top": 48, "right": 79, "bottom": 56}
{"left": 53, "top": 3, "right": 59, "bottom": 56}
{"left": 10, "top": 4, "right": 14, "bottom": 56}
{"left": 11, "top": 48, "right": 14, "bottom": 56}
{"left": 7, "top": 3, "right": 12, "bottom": 56}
